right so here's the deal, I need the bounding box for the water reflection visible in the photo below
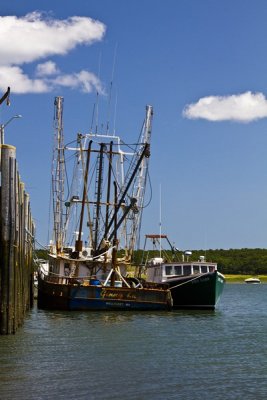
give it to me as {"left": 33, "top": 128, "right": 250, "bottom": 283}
{"left": 1, "top": 285, "right": 267, "bottom": 400}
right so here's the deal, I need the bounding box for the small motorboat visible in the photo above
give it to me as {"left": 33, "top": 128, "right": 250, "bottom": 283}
{"left": 244, "top": 277, "right": 261, "bottom": 284}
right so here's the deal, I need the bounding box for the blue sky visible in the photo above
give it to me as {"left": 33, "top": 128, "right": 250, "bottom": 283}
{"left": 1, "top": 0, "right": 267, "bottom": 250}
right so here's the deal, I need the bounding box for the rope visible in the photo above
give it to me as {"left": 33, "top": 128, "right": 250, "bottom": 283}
{"left": 38, "top": 263, "right": 85, "bottom": 279}
{"left": 168, "top": 273, "right": 207, "bottom": 290}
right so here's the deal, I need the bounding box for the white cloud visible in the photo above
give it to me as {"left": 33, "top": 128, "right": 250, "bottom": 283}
{"left": 183, "top": 92, "right": 267, "bottom": 123}
{"left": 52, "top": 70, "right": 105, "bottom": 94}
{"left": 0, "top": 65, "right": 105, "bottom": 94}
{"left": 0, "top": 65, "right": 50, "bottom": 93}
{"left": 0, "top": 12, "right": 106, "bottom": 94}
{"left": 36, "top": 61, "right": 59, "bottom": 76}
{"left": 0, "top": 12, "right": 105, "bottom": 65}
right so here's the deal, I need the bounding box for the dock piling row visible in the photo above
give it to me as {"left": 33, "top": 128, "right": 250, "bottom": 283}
{"left": 0, "top": 144, "right": 35, "bottom": 334}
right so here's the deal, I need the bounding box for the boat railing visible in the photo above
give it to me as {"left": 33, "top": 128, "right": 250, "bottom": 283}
{"left": 39, "top": 270, "right": 169, "bottom": 290}
{"left": 39, "top": 269, "right": 91, "bottom": 285}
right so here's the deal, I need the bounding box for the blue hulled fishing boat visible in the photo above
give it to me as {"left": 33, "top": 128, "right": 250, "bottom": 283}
{"left": 38, "top": 98, "right": 172, "bottom": 311}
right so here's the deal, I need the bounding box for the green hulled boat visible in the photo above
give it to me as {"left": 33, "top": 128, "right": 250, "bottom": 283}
{"left": 144, "top": 235, "right": 225, "bottom": 310}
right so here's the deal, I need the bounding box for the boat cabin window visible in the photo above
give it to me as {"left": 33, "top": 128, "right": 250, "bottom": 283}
{"left": 201, "top": 265, "right": 208, "bottom": 273}
{"left": 193, "top": 265, "right": 200, "bottom": 274}
{"left": 209, "top": 266, "right": 215, "bottom": 272}
{"left": 174, "top": 265, "right": 182, "bottom": 275}
{"left": 64, "top": 263, "right": 70, "bottom": 276}
{"left": 49, "top": 259, "right": 58, "bottom": 274}
{"left": 165, "top": 265, "right": 173, "bottom": 275}
{"left": 183, "top": 265, "right": 191, "bottom": 275}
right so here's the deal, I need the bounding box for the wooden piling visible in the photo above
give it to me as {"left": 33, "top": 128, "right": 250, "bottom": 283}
{"left": 0, "top": 144, "right": 35, "bottom": 334}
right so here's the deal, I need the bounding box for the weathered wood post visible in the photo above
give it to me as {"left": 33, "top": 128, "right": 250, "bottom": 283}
{"left": 0, "top": 144, "right": 35, "bottom": 334}
{"left": 0, "top": 145, "right": 16, "bottom": 333}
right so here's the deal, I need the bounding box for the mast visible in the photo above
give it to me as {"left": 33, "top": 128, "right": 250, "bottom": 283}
{"left": 110, "top": 181, "right": 118, "bottom": 286}
{"left": 99, "top": 142, "right": 150, "bottom": 249}
{"left": 93, "top": 143, "right": 105, "bottom": 252}
{"left": 51, "top": 103, "right": 153, "bottom": 261}
{"left": 75, "top": 140, "right": 92, "bottom": 254}
{"left": 105, "top": 141, "right": 113, "bottom": 234}
{"left": 52, "top": 96, "right": 65, "bottom": 253}
{"left": 127, "top": 105, "right": 153, "bottom": 256}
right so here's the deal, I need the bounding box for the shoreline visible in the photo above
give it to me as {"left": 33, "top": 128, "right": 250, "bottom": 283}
{"left": 225, "top": 274, "right": 267, "bottom": 283}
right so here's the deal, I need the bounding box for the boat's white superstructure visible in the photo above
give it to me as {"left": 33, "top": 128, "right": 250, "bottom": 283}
{"left": 146, "top": 258, "right": 218, "bottom": 283}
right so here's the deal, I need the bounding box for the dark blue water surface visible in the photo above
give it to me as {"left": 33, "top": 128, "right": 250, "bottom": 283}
{"left": 1, "top": 284, "right": 267, "bottom": 400}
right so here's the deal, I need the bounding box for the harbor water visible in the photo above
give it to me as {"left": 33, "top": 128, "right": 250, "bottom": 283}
{"left": 1, "top": 284, "right": 267, "bottom": 400}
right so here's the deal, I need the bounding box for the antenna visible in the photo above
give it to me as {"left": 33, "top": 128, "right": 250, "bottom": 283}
{"left": 113, "top": 89, "right": 118, "bottom": 136}
{"left": 90, "top": 103, "right": 96, "bottom": 133}
{"left": 106, "top": 43, "right": 118, "bottom": 135}
{"left": 95, "top": 51, "right": 102, "bottom": 133}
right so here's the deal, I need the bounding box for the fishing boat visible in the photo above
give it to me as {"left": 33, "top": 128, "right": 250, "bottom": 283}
{"left": 244, "top": 277, "right": 261, "bottom": 284}
{"left": 140, "top": 234, "right": 225, "bottom": 310}
{"left": 37, "top": 98, "right": 172, "bottom": 311}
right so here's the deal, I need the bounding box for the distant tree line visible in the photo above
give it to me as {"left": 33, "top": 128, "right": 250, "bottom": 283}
{"left": 35, "top": 249, "right": 49, "bottom": 261}
{"left": 132, "top": 248, "right": 267, "bottom": 275}
{"left": 35, "top": 248, "right": 267, "bottom": 275}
